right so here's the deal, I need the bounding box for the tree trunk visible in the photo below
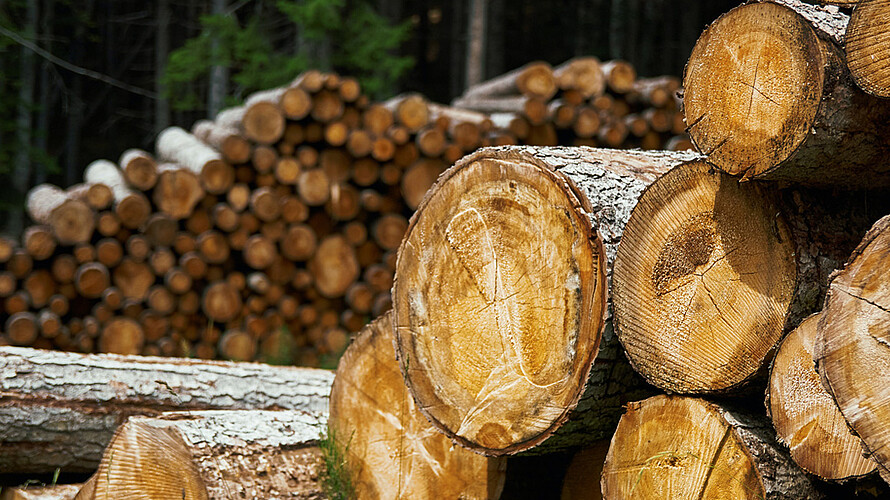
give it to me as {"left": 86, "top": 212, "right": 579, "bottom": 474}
{"left": 0, "top": 345, "right": 333, "bottom": 473}
{"left": 684, "top": 0, "right": 890, "bottom": 188}
{"left": 461, "top": 62, "right": 557, "bottom": 101}
{"left": 465, "top": 0, "right": 488, "bottom": 90}
{"left": 815, "top": 214, "right": 890, "bottom": 483}
{"left": 76, "top": 410, "right": 325, "bottom": 499}
{"left": 207, "top": 0, "right": 228, "bottom": 118}
{"left": 767, "top": 313, "right": 877, "bottom": 481}
{"left": 84, "top": 160, "right": 151, "bottom": 229}
{"left": 152, "top": 163, "right": 204, "bottom": 220}
{"left": 10, "top": 0, "right": 39, "bottom": 235}
{"left": 601, "top": 395, "right": 822, "bottom": 499}
{"left": 329, "top": 312, "right": 506, "bottom": 499}
{"left": 118, "top": 149, "right": 158, "bottom": 191}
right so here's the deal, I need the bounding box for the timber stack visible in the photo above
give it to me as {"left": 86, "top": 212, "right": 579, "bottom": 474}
{"left": 0, "top": 59, "right": 685, "bottom": 368}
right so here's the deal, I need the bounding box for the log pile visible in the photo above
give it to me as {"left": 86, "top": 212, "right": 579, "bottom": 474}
{"left": 0, "top": 61, "right": 688, "bottom": 368}
{"left": 453, "top": 58, "right": 693, "bottom": 153}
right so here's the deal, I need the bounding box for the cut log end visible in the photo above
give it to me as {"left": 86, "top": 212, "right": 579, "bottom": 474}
{"left": 602, "top": 395, "right": 819, "bottom": 499}
{"left": 683, "top": 1, "right": 824, "bottom": 179}
{"left": 330, "top": 312, "right": 506, "bottom": 499}
{"left": 393, "top": 147, "right": 607, "bottom": 455}
{"left": 846, "top": 0, "right": 890, "bottom": 98}
{"left": 769, "top": 313, "right": 877, "bottom": 481}
{"left": 815, "top": 214, "right": 890, "bottom": 482}
{"left": 612, "top": 161, "right": 795, "bottom": 394}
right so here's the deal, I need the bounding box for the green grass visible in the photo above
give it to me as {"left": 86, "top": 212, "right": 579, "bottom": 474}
{"left": 317, "top": 426, "right": 355, "bottom": 500}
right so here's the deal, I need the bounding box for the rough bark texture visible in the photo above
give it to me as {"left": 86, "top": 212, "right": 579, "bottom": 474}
{"left": 329, "top": 312, "right": 506, "bottom": 499}
{"left": 156, "top": 127, "right": 234, "bottom": 194}
{"left": 0, "top": 346, "right": 333, "bottom": 473}
{"left": 602, "top": 395, "right": 823, "bottom": 499}
{"left": 684, "top": 0, "right": 890, "bottom": 188}
{"left": 25, "top": 185, "right": 94, "bottom": 245}
{"left": 76, "top": 410, "right": 325, "bottom": 500}
{"left": 394, "top": 146, "right": 701, "bottom": 456}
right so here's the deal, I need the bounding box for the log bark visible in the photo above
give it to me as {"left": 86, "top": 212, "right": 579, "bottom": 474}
{"left": 0, "top": 346, "right": 333, "bottom": 473}
{"left": 191, "top": 119, "right": 251, "bottom": 164}
{"left": 684, "top": 0, "right": 890, "bottom": 188}
{"left": 767, "top": 312, "right": 877, "bottom": 480}
{"left": 75, "top": 410, "right": 325, "bottom": 500}
{"left": 66, "top": 183, "right": 113, "bottom": 211}
{"left": 815, "top": 214, "right": 890, "bottom": 482}
{"left": 846, "top": 0, "right": 890, "bottom": 98}
{"left": 118, "top": 149, "right": 158, "bottom": 191}
{"left": 396, "top": 146, "right": 696, "bottom": 455}
{"left": 601, "top": 395, "right": 822, "bottom": 499}
{"left": 25, "top": 184, "right": 95, "bottom": 245}
{"left": 461, "top": 61, "right": 557, "bottom": 100}
{"left": 23, "top": 225, "right": 56, "bottom": 261}
{"left": 156, "top": 127, "right": 234, "bottom": 194}
{"left": 600, "top": 60, "right": 636, "bottom": 94}
{"left": 329, "top": 312, "right": 506, "bottom": 499}
{"left": 554, "top": 57, "right": 605, "bottom": 98}
{"left": 84, "top": 160, "right": 151, "bottom": 230}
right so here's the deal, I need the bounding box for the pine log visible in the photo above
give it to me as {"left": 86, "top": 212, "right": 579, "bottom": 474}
{"left": 98, "top": 317, "right": 144, "bottom": 355}
{"left": 384, "top": 93, "right": 430, "bottom": 132}
{"left": 22, "top": 225, "right": 56, "bottom": 261}
{"left": 554, "top": 57, "right": 605, "bottom": 98}
{"left": 611, "top": 161, "right": 881, "bottom": 394}
{"left": 309, "top": 234, "right": 359, "bottom": 298}
{"left": 601, "top": 395, "right": 821, "bottom": 499}
{"left": 84, "top": 159, "right": 151, "bottom": 229}
{"left": 202, "top": 281, "right": 242, "bottom": 322}
{"left": 238, "top": 88, "right": 288, "bottom": 144}
{"left": 112, "top": 258, "right": 154, "bottom": 301}
{"left": 9, "top": 249, "right": 33, "bottom": 278}
{"left": 66, "top": 182, "right": 113, "bottom": 211}
{"left": 23, "top": 270, "right": 54, "bottom": 309}
{"left": 310, "top": 89, "right": 344, "bottom": 123}
{"left": 94, "top": 211, "right": 120, "bottom": 237}
{"left": 191, "top": 119, "right": 251, "bottom": 164}
{"left": 26, "top": 184, "right": 95, "bottom": 245}
{"left": 600, "top": 60, "right": 636, "bottom": 94}
{"left": 6, "top": 312, "right": 38, "bottom": 346}
{"left": 362, "top": 103, "right": 394, "bottom": 136}
{"left": 143, "top": 213, "right": 177, "bottom": 247}
{"left": 298, "top": 168, "right": 331, "bottom": 206}
{"left": 217, "top": 328, "right": 257, "bottom": 361}
{"left": 0, "top": 346, "right": 333, "bottom": 473}
{"left": 768, "top": 313, "right": 877, "bottom": 480}
{"left": 401, "top": 158, "right": 445, "bottom": 210}
{"left": 94, "top": 238, "right": 123, "bottom": 268}
{"left": 815, "top": 214, "right": 890, "bottom": 482}
{"left": 685, "top": 0, "right": 890, "bottom": 187}
{"left": 152, "top": 163, "right": 205, "bottom": 220}
{"left": 74, "top": 262, "right": 110, "bottom": 299}
{"left": 119, "top": 148, "right": 158, "bottom": 191}
{"left": 330, "top": 312, "right": 506, "bottom": 499}
{"left": 846, "top": 0, "right": 890, "bottom": 98}
{"left": 462, "top": 61, "right": 557, "bottom": 100}
{"left": 156, "top": 127, "right": 234, "bottom": 194}
{"left": 76, "top": 410, "right": 324, "bottom": 499}
{"left": 395, "top": 147, "right": 701, "bottom": 455}
{"left": 372, "top": 213, "right": 407, "bottom": 251}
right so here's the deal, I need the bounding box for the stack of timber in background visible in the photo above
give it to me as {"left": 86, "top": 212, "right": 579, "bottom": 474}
{"left": 0, "top": 58, "right": 688, "bottom": 368}
{"left": 452, "top": 58, "right": 693, "bottom": 152}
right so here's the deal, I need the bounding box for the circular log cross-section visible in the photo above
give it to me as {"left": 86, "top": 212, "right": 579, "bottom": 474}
{"left": 846, "top": 0, "right": 890, "bottom": 98}
{"left": 601, "top": 395, "right": 819, "bottom": 499}
{"left": 330, "top": 312, "right": 506, "bottom": 499}
{"left": 816, "top": 214, "right": 890, "bottom": 481}
{"left": 768, "top": 313, "right": 877, "bottom": 481}
{"left": 612, "top": 162, "right": 795, "bottom": 394}
{"left": 684, "top": 1, "right": 890, "bottom": 188}
{"left": 394, "top": 147, "right": 607, "bottom": 455}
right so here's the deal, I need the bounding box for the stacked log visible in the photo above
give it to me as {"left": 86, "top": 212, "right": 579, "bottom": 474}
{"left": 452, "top": 58, "right": 692, "bottom": 153}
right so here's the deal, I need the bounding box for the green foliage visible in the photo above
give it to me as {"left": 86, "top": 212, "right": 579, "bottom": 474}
{"left": 317, "top": 426, "right": 355, "bottom": 500}
{"left": 164, "top": 0, "right": 413, "bottom": 111}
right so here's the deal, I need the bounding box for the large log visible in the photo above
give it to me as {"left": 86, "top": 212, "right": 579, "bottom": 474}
{"left": 612, "top": 162, "right": 877, "bottom": 394}
{"left": 601, "top": 395, "right": 821, "bottom": 499}
{"left": 191, "top": 119, "right": 251, "bottom": 164}
{"left": 684, "top": 0, "right": 890, "bottom": 187}
{"left": 329, "top": 312, "right": 506, "bottom": 499}
{"left": 118, "top": 149, "right": 158, "bottom": 191}
{"left": 394, "top": 146, "right": 699, "bottom": 455}
{"left": 152, "top": 163, "right": 205, "bottom": 220}
{"left": 815, "top": 214, "right": 890, "bottom": 482}
{"left": 84, "top": 159, "right": 151, "bottom": 229}
{"left": 0, "top": 346, "right": 333, "bottom": 473}
{"left": 76, "top": 410, "right": 325, "bottom": 499}
{"left": 156, "top": 126, "right": 234, "bottom": 194}
{"left": 767, "top": 313, "right": 877, "bottom": 481}
{"left": 554, "top": 57, "right": 605, "bottom": 98}
{"left": 25, "top": 184, "right": 95, "bottom": 245}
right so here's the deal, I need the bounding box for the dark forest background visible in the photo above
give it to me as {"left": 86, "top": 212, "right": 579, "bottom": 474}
{"left": 0, "top": 0, "right": 740, "bottom": 234}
